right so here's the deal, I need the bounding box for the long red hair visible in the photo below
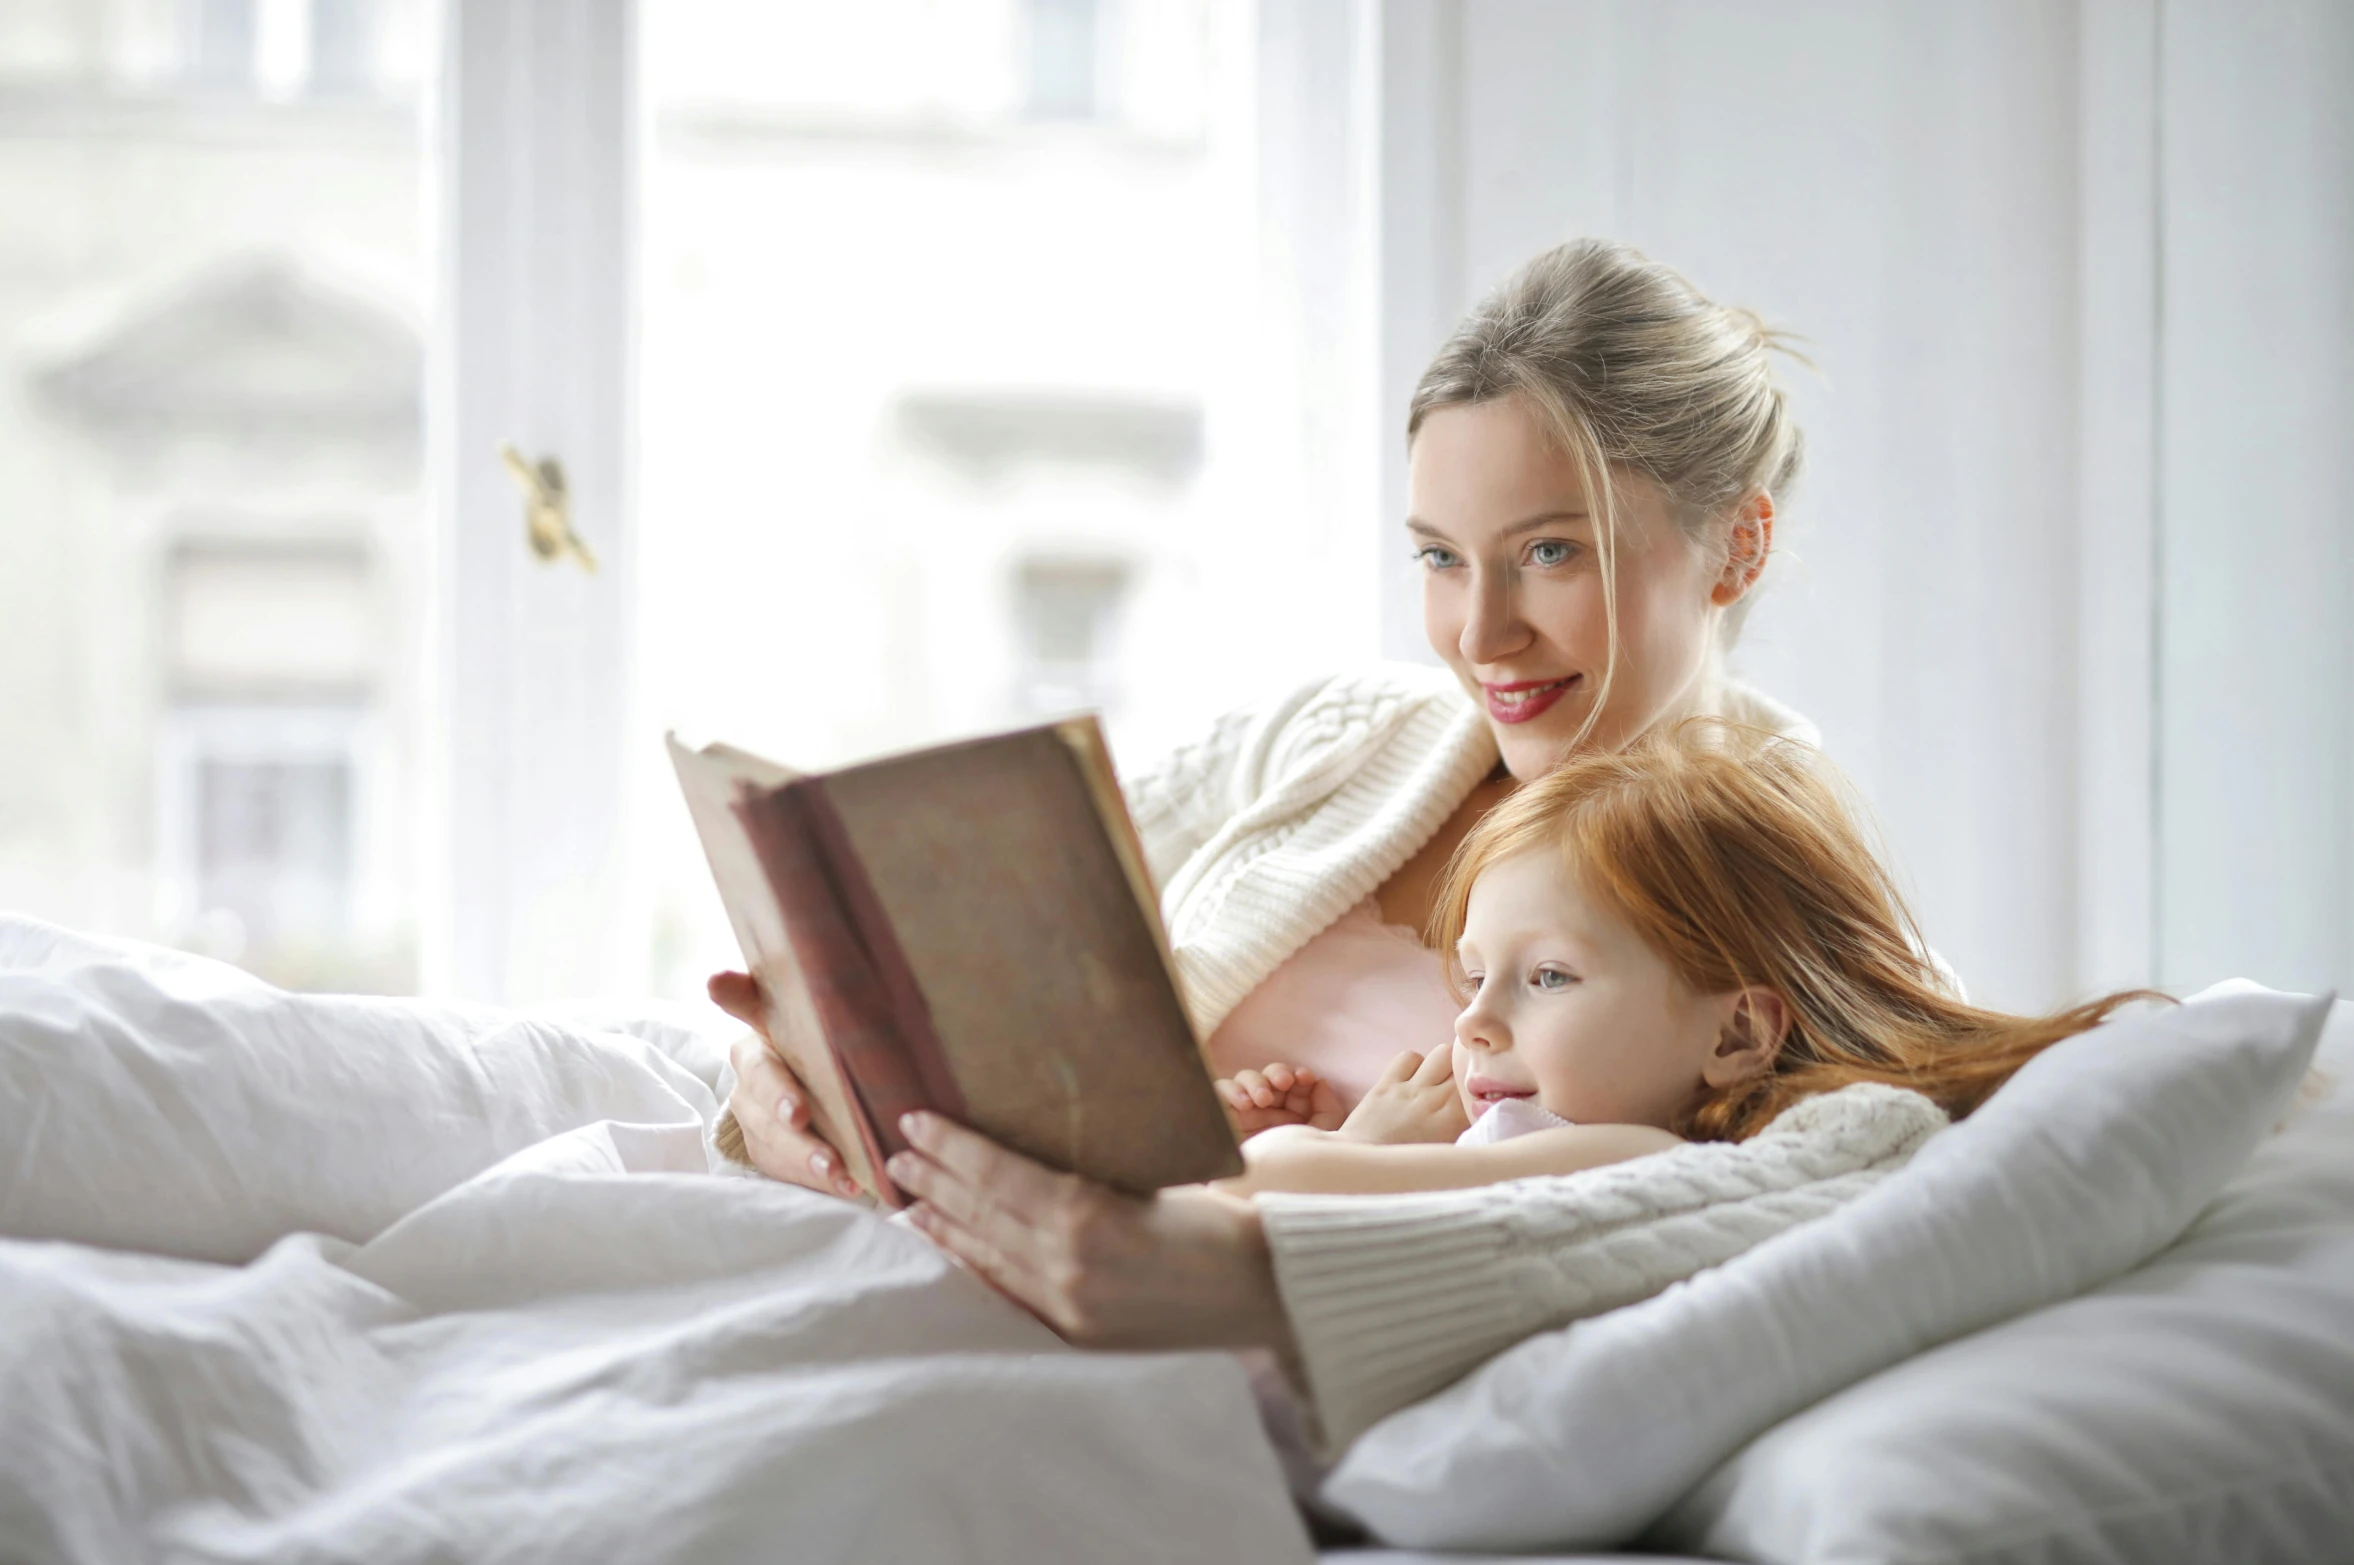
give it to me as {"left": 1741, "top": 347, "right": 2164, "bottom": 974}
{"left": 1431, "top": 723, "right": 2162, "bottom": 1141}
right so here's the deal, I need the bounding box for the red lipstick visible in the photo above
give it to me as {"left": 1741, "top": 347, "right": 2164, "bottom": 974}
{"left": 1480, "top": 676, "right": 1579, "bottom": 725}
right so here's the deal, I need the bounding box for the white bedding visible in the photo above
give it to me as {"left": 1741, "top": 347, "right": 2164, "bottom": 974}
{"left": 7, "top": 913, "right": 2351, "bottom": 1564}
{"left": 0, "top": 918, "right": 1314, "bottom": 1564}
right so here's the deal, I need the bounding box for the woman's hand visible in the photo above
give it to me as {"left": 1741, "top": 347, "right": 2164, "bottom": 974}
{"left": 886, "top": 1112, "right": 1298, "bottom": 1357}
{"left": 708, "top": 970, "right": 862, "bottom": 1198}
{"left": 1215, "top": 1063, "right": 1346, "bottom": 1137}
{"left": 1337, "top": 1047, "right": 1469, "bottom": 1145}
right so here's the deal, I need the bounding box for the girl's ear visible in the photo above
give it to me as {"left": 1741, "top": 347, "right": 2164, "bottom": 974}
{"left": 1704, "top": 986, "right": 1790, "bottom": 1088}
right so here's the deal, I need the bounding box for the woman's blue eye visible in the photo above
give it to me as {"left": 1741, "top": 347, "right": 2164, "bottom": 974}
{"left": 1532, "top": 967, "right": 1574, "bottom": 991}
{"left": 1413, "top": 544, "right": 1462, "bottom": 571}
{"left": 1528, "top": 539, "right": 1578, "bottom": 567}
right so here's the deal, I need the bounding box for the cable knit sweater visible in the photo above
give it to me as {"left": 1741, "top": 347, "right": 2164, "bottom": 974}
{"left": 1263, "top": 1084, "right": 1948, "bottom": 1452}
{"left": 1126, "top": 663, "right": 1816, "bottom": 1036}
{"left": 1119, "top": 662, "right": 1859, "bottom": 1450}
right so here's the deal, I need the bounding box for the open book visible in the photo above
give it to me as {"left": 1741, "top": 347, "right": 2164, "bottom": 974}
{"left": 669, "top": 718, "right": 1243, "bottom": 1204}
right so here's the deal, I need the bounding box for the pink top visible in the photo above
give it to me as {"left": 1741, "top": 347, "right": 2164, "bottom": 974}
{"left": 1202, "top": 895, "right": 1462, "bottom": 1106}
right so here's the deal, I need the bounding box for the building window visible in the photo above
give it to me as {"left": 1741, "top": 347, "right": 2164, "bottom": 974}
{"left": 158, "top": 704, "right": 373, "bottom": 975}
{"left": 156, "top": 537, "right": 389, "bottom": 983}
{"left": 1013, "top": 556, "right": 1129, "bottom": 716}
{"left": 1023, "top": 0, "right": 1102, "bottom": 122}
{"left": 309, "top": 0, "right": 376, "bottom": 95}
{"left": 188, "top": 0, "right": 259, "bottom": 88}
{"left": 197, "top": 755, "right": 353, "bottom": 951}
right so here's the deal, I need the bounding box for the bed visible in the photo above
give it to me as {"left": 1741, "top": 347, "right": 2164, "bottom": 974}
{"left": 4, "top": 913, "right": 2350, "bottom": 1564}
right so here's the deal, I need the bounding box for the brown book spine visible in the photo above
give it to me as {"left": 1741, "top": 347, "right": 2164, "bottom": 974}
{"left": 733, "top": 785, "right": 899, "bottom": 1195}
{"left": 734, "top": 782, "right": 964, "bottom": 1184}
{"left": 798, "top": 780, "right": 970, "bottom": 1127}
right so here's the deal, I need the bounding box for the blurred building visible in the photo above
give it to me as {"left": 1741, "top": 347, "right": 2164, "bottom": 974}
{"left": 1, "top": 0, "right": 1360, "bottom": 997}
{"left": 0, "top": 0, "right": 431, "bottom": 991}
{"left": 630, "top": 0, "right": 1337, "bottom": 999}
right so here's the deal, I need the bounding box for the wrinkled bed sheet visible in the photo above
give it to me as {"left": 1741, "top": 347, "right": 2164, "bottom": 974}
{"left": 0, "top": 919, "right": 1312, "bottom": 1565}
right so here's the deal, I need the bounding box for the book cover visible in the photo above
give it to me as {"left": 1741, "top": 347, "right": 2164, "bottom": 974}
{"left": 669, "top": 718, "right": 1243, "bottom": 1202}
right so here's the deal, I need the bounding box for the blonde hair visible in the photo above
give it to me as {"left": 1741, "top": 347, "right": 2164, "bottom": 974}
{"left": 1432, "top": 723, "right": 2162, "bottom": 1141}
{"left": 1410, "top": 239, "right": 1807, "bottom": 749}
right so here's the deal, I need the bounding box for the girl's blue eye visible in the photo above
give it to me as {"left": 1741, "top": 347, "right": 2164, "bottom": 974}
{"left": 1413, "top": 544, "right": 1462, "bottom": 571}
{"left": 1532, "top": 967, "right": 1574, "bottom": 991}
{"left": 1529, "top": 539, "right": 1578, "bottom": 567}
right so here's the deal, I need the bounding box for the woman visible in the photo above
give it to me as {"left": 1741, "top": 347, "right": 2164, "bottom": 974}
{"left": 712, "top": 238, "right": 1821, "bottom": 1447}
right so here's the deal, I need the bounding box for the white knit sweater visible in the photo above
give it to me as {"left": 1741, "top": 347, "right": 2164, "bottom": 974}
{"left": 1120, "top": 662, "right": 1844, "bottom": 1449}
{"left": 1125, "top": 663, "right": 1817, "bottom": 1036}
{"left": 1263, "top": 1084, "right": 1948, "bottom": 1452}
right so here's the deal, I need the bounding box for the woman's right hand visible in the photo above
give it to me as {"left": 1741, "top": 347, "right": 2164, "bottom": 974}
{"left": 708, "top": 970, "right": 863, "bottom": 1198}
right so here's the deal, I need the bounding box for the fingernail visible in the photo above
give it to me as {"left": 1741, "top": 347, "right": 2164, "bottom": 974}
{"left": 898, "top": 1111, "right": 924, "bottom": 1141}
{"left": 810, "top": 1150, "right": 833, "bottom": 1178}
{"left": 776, "top": 1095, "right": 797, "bottom": 1120}
{"left": 886, "top": 1153, "right": 913, "bottom": 1180}
{"left": 836, "top": 1177, "right": 860, "bottom": 1198}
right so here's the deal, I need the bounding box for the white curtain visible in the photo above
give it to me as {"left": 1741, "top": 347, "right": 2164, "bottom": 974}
{"left": 1347, "top": 0, "right": 2354, "bottom": 1010}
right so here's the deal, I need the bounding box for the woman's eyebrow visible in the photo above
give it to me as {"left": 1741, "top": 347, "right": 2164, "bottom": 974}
{"left": 1501, "top": 510, "right": 1590, "bottom": 534}
{"left": 1405, "top": 510, "right": 1589, "bottom": 540}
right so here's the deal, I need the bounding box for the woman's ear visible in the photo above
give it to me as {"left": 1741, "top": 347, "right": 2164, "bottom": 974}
{"left": 1703, "top": 986, "right": 1790, "bottom": 1087}
{"left": 1710, "top": 493, "right": 1775, "bottom": 607}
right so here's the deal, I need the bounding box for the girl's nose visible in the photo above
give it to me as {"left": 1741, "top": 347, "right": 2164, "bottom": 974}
{"left": 1454, "top": 999, "right": 1508, "bottom": 1053}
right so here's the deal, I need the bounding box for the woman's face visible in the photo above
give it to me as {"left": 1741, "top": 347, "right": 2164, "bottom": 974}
{"left": 1410, "top": 397, "right": 1733, "bottom": 779}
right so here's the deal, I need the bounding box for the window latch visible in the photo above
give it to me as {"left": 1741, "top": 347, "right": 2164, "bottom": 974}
{"left": 498, "top": 441, "right": 599, "bottom": 573}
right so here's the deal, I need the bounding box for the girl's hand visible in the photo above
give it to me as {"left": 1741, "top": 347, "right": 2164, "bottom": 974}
{"left": 1337, "top": 1047, "right": 1469, "bottom": 1145}
{"left": 886, "top": 1112, "right": 1298, "bottom": 1356}
{"left": 708, "top": 970, "right": 862, "bottom": 1199}
{"left": 1215, "top": 1063, "right": 1346, "bottom": 1136}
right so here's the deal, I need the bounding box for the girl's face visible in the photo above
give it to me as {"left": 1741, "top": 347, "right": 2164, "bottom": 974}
{"left": 1451, "top": 849, "right": 1748, "bottom": 1130}
{"left": 1409, "top": 397, "right": 1736, "bottom": 780}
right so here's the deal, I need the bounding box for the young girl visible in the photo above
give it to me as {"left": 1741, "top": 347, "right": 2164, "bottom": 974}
{"left": 1212, "top": 722, "right": 2155, "bottom": 1195}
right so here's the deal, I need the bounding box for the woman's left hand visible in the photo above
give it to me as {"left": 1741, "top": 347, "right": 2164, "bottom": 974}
{"left": 886, "top": 1112, "right": 1298, "bottom": 1356}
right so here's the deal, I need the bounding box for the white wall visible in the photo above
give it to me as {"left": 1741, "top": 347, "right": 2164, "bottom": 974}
{"left": 2155, "top": 0, "right": 2354, "bottom": 996}
{"left": 1375, "top": 0, "right": 2091, "bottom": 1011}
{"left": 1366, "top": 0, "right": 2354, "bottom": 1011}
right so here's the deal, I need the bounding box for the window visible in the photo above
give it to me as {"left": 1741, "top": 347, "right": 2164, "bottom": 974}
{"left": 152, "top": 537, "right": 400, "bottom": 988}
{"left": 155, "top": 703, "right": 400, "bottom": 989}
{"left": 309, "top": 0, "right": 378, "bottom": 96}
{"left": 189, "top": 0, "right": 258, "bottom": 88}
{"left": 0, "top": 23, "right": 427, "bottom": 990}
{"left": 1013, "top": 557, "right": 1130, "bottom": 715}
{"left": 630, "top": 0, "right": 1362, "bottom": 1000}
{"left": 1024, "top": 0, "right": 1101, "bottom": 121}
{"left": 196, "top": 755, "right": 353, "bottom": 951}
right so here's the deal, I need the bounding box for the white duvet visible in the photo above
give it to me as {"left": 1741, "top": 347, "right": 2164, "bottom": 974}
{"left": 0, "top": 918, "right": 1313, "bottom": 1565}
{"left": 9, "top": 915, "right": 2349, "bottom": 1565}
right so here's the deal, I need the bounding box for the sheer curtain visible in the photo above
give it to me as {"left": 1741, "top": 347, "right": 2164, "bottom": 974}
{"left": 1364, "top": 0, "right": 2354, "bottom": 1011}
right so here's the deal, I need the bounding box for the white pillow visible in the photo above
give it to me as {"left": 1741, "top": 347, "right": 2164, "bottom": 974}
{"left": 0, "top": 915, "right": 719, "bottom": 1264}
{"left": 1319, "top": 983, "right": 2330, "bottom": 1551}
{"left": 1651, "top": 988, "right": 2354, "bottom": 1564}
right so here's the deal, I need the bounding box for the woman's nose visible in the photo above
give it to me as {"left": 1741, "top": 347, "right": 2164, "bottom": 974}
{"left": 1458, "top": 569, "right": 1530, "bottom": 666}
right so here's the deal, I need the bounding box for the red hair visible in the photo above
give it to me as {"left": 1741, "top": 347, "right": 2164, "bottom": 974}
{"left": 1432, "top": 722, "right": 2162, "bottom": 1141}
